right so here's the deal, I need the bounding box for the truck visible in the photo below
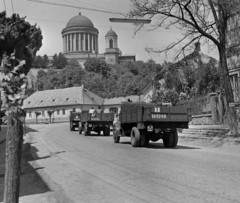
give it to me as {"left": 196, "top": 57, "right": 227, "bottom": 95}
{"left": 79, "top": 112, "right": 114, "bottom": 136}
{"left": 113, "top": 102, "right": 192, "bottom": 148}
{"left": 69, "top": 112, "right": 81, "bottom": 131}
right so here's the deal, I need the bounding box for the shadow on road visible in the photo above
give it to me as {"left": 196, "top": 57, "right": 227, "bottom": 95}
{"left": 120, "top": 141, "right": 200, "bottom": 150}
{"left": 24, "top": 126, "right": 39, "bottom": 133}
{"left": 0, "top": 141, "right": 52, "bottom": 202}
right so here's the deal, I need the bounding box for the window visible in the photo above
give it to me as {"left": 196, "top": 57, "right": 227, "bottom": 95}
{"left": 57, "top": 109, "right": 60, "bottom": 115}
{"left": 42, "top": 111, "right": 45, "bottom": 117}
{"left": 81, "top": 33, "right": 84, "bottom": 50}
{"left": 76, "top": 33, "right": 79, "bottom": 51}
{"left": 68, "top": 34, "right": 70, "bottom": 51}
{"left": 62, "top": 109, "right": 65, "bottom": 115}
{"left": 73, "top": 108, "right": 76, "bottom": 112}
{"left": 109, "top": 39, "right": 113, "bottom": 48}
{"left": 29, "top": 111, "right": 32, "bottom": 118}
{"left": 72, "top": 33, "right": 74, "bottom": 51}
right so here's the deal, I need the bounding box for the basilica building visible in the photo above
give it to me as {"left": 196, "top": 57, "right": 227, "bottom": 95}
{"left": 61, "top": 13, "right": 135, "bottom": 67}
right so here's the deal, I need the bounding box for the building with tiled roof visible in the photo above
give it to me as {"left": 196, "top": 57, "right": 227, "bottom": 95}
{"left": 23, "top": 85, "right": 104, "bottom": 123}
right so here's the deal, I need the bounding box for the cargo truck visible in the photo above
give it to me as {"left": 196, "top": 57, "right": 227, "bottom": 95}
{"left": 113, "top": 102, "right": 191, "bottom": 148}
{"left": 69, "top": 112, "right": 81, "bottom": 131}
{"left": 79, "top": 112, "right": 114, "bottom": 136}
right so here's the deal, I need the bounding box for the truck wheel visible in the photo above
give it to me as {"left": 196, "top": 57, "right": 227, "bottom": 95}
{"left": 84, "top": 124, "right": 89, "bottom": 136}
{"left": 113, "top": 129, "right": 120, "bottom": 143}
{"left": 139, "top": 129, "right": 146, "bottom": 147}
{"left": 163, "top": 132, "right": 174, "bottom": 148}
{"left": 145, "top": 137, "right": 150, "bottom": 145}
{"left": 70, "top": 123, "right": 74, "bottom": 131}
{"left": 79, "top": 127, "right": 82, "bottom": 134}
{"left": 131, "top": 127, "right": 140, "bottom": 147}
{"left": 104, "top": 127, "right": 110, "bottom": 136}
{"left": 171, "top": 130, "right": 178, "bottom": 148}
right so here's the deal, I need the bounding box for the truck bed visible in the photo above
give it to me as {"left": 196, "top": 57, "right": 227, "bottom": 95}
{"left": 120, "top": 102, "right": 191, "bottom": 124}
{"left": 80, "top": 113, "right": 114, "bottom": 123}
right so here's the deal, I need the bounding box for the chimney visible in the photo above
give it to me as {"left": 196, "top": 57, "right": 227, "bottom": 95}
{"left": 194, "top": 42, "right": 201, "bottom": 52}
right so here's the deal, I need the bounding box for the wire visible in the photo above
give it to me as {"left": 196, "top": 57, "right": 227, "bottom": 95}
{"left": 26, "top": 17, "right": 182, "bottom": 34}
{"left": 27, "top": 0, "right": 127, "bottom": 16}
{"left": 63, "top": 0, "right": 121, "bottom": 14}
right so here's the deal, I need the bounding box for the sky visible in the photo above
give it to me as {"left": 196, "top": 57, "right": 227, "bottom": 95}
{"left": 1, "top": 0, "right": 219, "bottom": 63}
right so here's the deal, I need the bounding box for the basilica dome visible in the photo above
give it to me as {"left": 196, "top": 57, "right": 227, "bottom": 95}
{"left": 62, "top": 13, "right": 99, "bottom": 55}
{"left": 66, "top": 13, "right": 94, "bottom": 28}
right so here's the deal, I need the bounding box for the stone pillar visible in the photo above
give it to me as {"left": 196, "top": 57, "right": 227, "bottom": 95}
{"left": 83, "top": 33, "right": 85, "bottom": 51}
{"left": 88, "top": 34, "right": 90, "bottom": 52}
{"left": 63, "top": 35, "right": 65, "bottom": 53}
{"left": 96, "top": 36, "right": 98, "bottom": 53}
{"left": 91, "top": 34, "right": 94, "bottom": 52}
{"left": 210, "top": 93, "right": 218, "bottom": 124}
{"left": 73, "top": 33, "right": 76, "bottom": 51}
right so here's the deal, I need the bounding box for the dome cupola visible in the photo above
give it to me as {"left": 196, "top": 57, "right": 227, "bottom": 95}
{"left": 105, "top": 28, "right": 118, "bottom": 37}
{"left": 66, "top": 13, "right": 94, "bottom": 28}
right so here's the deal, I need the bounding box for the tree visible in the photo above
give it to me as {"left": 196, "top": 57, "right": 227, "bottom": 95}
{"left": 35, "top": 111, "right": 41, "bottom": 124}
{"left": 84, "top": 58, "right": 111, "bottom": 78}
{"left": 47, "top": 110, "right": 54, "bottom": 124}
{"left": 152, "top": 88, "right": 179, "bottom": 106}
{"left": 32, "top": 55, "right": 43, "bottom": 69}
{"left": 59, "top": 64, "right": 85, "bottom": 88}
{"left": 0, "top": 11, "right": 42, "bottom": 203}
{"left": 42, "top": 54, "right": 49, "bottom": 69}
{"left": 130, "top": 0, "right": 240, "bottom": 134}
{"left": 52, "top": 52, "right": 68, "bottom": 69}
{"left": 36, "top": 69, "right": 47, "bottom": 91}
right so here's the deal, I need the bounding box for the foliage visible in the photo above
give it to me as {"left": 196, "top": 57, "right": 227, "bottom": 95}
{"left": 129, "top": 0, "right": 240, "bottom": 133}
{"left": 152, "top": 88, "right": 179, "bottom": 106}
{"left": 84, "top": 58, "right": 111, "bottom": 78}
{"left": 59, "top": 64, "right": 85, "bottom": 88}
{"left": 52, "top": 52, "right": 68, "bottom": 69}
{"left": 0, "top": 11, "right": 42, "bottom": 112}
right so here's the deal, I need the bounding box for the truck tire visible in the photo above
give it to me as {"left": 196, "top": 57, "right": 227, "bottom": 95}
{"left": 70, "top": 123, "right": 74, "bottom": 131}
{"left": 139, "top": 129, "right": 146, "bottom": 147}
{"left": 79, "top": 127, "right": 82, "bottom": 134}
{"left": 163, "top": 131, "right": 174, "bottom": 148}
{"left": 131, "top": 127, "right": 140, "bottom": 147}
{"left": 104, "top": 127, "right": 110, "bottom": 136}
{"left": 145, "top": 137, "right": 150, "bottom": 145}
{"left": 84, "top": 124, "right": 89, "bottom": 136}
{"left": 113, "top": 129, "right": 120, "bottom": 143}
{"left": 171, "top": 130, "right": 178, "bottom": 148}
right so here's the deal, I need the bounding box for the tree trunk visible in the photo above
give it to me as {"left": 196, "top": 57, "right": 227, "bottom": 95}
{"left": 3, "top": 111, "right": 23, "bottom": 203}
{"left": 219, "top": 47, "right": 239, "bottom": 134}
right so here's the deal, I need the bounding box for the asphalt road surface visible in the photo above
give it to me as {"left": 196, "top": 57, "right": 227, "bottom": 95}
{"left": 31, "top": 123, "right": 240, "bottom": 203}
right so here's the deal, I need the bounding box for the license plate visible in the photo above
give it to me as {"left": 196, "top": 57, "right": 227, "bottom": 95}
{"left": 152, "top": 114, "right": 167, "bottom": 119}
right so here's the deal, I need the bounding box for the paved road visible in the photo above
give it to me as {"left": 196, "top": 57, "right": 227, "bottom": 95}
{"left": 29, "top": 123, "right": 240, "bottom": 203}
